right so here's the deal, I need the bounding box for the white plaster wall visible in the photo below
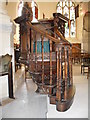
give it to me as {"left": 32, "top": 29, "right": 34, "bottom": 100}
{"left": 5, "top": 2, "right": 19, "bottom": 44}
{"left": 0, "top": 76, "right": 8, "bottom": 100}
{"left": 37, "top": 2, "right": 57, "bottom": 19}
{"left": 0, "top": 2, "right": 16, "bottom": 99}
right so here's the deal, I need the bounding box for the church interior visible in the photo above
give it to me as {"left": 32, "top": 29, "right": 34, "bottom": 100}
{"left": 0, "top": 0, "right": 90, "bottom": 118}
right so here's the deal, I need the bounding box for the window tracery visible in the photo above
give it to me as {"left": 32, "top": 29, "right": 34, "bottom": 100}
{"left": 56, "top": 1, "right": 76, "bottom": 38}
{"left": 18, "top": 0, "right": 24, "bottom": 16}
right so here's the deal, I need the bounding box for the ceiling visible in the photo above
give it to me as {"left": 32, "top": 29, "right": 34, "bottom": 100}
{"left": 4, "top": 0, "right": 90, "bottom": 3}
{"left": 34, "top": 0, "right": 90, "bottom": 2}
{"left": 72, "top": 0, "right": 90, "bottom": 2}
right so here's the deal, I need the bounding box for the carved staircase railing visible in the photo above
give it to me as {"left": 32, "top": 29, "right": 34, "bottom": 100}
{"left": 14, "top": 4, "right": 76, "bottom": 111}
{"left": 14, "top": 3, "right": 90, "bottom": 112}
{"left": 23, "top": 21, "right": 76, "bottom": 112}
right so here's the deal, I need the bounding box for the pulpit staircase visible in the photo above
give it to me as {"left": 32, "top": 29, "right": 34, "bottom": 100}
{"left": 26, "top": 21, "right": 75, "bottom": 112}
{"left": 14, "top": 3, "right": 75, "bottom": 112}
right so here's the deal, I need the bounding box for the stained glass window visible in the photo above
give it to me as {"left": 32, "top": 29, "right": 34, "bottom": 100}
{"left": 18, "top": 0, "right": 24, "bottom": 16}
{"left": 63, "top": 6, "right": 69, "bottom": 18}
{"left": 56, "top": 1, "right": 76, "bottom": 38}
{"left": 70, "top": 6, "right": 75, "bottom": 37}
{"left": 57, "top": 1, "right": 62, "bottom": 13}
{"left": 65, "top": 23, "right": 69, "bottom": 37}
{"left": 70, "top": 1, "right": 72, "bottom": 7}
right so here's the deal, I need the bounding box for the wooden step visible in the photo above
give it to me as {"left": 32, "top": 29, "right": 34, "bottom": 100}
{"left": 50, "top": 85, "right": 75, "bottom": 112}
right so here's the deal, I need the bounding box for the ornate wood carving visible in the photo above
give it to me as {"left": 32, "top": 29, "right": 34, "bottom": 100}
{"left": 14, "top": 9, "right": 75, "bottom": 112}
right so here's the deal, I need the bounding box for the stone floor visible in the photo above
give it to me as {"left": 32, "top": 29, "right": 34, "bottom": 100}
{"left": 0, "top": 64, "right": 88, "bottom": 119}
{"left": 2, "top": 72, "right": 47, "bottom": 118}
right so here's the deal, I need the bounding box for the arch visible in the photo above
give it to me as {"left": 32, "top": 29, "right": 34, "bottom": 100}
{"left": 57, "top": 1, "right": 76, "bottom": 38}
{"left": 17, "top": 0, "right": 24, "bottom": 17}
{"left": 83, "top": 11, "right": 90, "bottom": 32}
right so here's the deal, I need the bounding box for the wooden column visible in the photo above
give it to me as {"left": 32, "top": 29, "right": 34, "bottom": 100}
{"left": 31, "top": 29, "right": 34, "bottom": 72}
{"left": 41, "top": 35, "right": 44, "bottom": 84}
{"left": 64, "top": 47, "right": 68, "bottom": 101}
{"left": 49, "top": 40, "right": 52, "bottom": 94}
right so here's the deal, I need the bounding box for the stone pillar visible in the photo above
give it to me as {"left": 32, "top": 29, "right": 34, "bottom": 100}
{"left": 82, "top": 11, "right": 90, "bottom": 53}
{"left": 0, "top": 1, "right": 16, "bottom": 100}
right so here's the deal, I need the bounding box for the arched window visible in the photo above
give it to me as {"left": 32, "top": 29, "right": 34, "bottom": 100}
{"left": 18, "top": 0, "right": 24, "bottom": 16}
{"left": 14, "top": 0, "right": 24, "bottom": 45}
{"left": 31, "top": 1, "right": 38, "bottom": 22}
{"left": 56, "top": 1, "right": 76, "bottom": 38}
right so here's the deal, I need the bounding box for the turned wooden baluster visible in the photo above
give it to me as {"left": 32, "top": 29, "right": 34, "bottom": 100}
{"left": 31, "top": 29, "right": 34, "bottom": 54}
{"left": 70, "top": 46, "right": 73, "bottom": 85}
{"left": 19, "top": 25, "right": 21, "bottom": 53}
{"left": 49, "top": 40, "right": 52, "bottom": 94}
{"left": 41, "top": 35, "right": 44, "bottom": 85}
{"left": 35, "top": 32, "right": 37, "bottom": 71}
{"left": 68, "top": 46, "right": 72, "bottom": 86}
{"left": 67, "top": 47, "right": 70, "bottom": 86}
{"left": 28, "top": 28, "right": 31, "bottom": 72}
{"left": 20, "top": 31, "right": 22, "bottom": 55}
{"left": 56, "top": 48, "right": 59, "bottom": 100}
{"left": 64, "top": 47, "right": 68, "bottom": 101}
{"left": 58, "top": 47, "right": 62, "bottom": 101}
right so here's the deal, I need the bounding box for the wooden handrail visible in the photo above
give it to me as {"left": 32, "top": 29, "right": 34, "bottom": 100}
{"left": 27, "top": 21, "right": 60, "bottom": 43}
{"left": 27, "top": 21, "right": 87, "bottom": 55}
{"left": 55, "top": 29, "right": 90, "bottom": 56}
{"left": 55, "top": 29, "right": 71, "bottom": 45}
{"left": 27, "top": 21, "right": 90, "bottom": 56}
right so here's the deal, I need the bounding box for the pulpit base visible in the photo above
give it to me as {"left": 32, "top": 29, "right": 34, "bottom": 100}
{"left": 50, "top": 86, "right": 75, "bottom": 112}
